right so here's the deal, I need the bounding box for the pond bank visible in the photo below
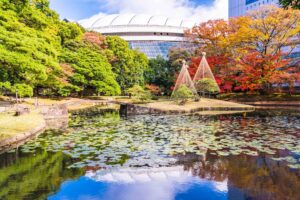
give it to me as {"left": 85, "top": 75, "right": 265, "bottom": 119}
{"left": 116, "top": 98, "right": 254, "bottom": 115}
{"left": 0, "top": 99, "right": 117, "bottom": 153}
{"left": 237, "top": 101, "right": 300, "bottom": 107}
{"left": 0, "top": 114, "right": 46, "bottom": 154}
{"left": 0, "top": 111, "right": 45, "bottom": 139}
{"left": 0, "top": 107, "right": 65, "bottom": 153}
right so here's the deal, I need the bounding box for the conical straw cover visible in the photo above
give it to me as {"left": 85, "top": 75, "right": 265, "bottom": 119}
{"left": 172, "top": 60, "right": 197, "bottom": 96}
{"left": 193, "top": 52, "right": 220, "bottom": 92}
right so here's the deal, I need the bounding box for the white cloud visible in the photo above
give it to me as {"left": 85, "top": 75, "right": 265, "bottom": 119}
{"left": 79, "top": 0, "right": 228, "bottom": 24}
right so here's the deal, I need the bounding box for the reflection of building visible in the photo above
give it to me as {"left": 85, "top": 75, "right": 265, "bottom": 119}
{"left": 79, "top": 14, "right": 196, "bottom": 59}
{"left": 229, "top": 0, "right": 279, "bottom": 17}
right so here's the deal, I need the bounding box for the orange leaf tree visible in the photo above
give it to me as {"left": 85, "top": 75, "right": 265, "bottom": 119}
{"left": 186, "top": 6, "right": 300, "bottom": 94}
{"left": 185, "top": 19, "right": 235, "bottom": 92}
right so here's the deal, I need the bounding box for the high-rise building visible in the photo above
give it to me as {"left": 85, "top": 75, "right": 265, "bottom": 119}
{"left": 229, "top": 0, "right": 279, "bottom": 17}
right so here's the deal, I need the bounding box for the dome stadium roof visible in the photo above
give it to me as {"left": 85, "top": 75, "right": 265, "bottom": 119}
{"left": 79, "top": 14, "right": 196, "bottom": 42}
{"left": 79, "top": 14, "right": 197, "bottom": 53}
{"left": 80, "top": 14, "right": 196, "bottom": 30}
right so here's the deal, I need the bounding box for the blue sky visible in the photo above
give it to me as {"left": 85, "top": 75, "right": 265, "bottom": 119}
{"left": 49, "top": 0, "right": 228, "bottom": 22}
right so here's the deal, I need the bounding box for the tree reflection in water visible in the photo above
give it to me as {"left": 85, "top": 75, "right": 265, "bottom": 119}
{"left": 0, "top": 150, "right": 83, "bottom": 200}
{"left": 181, "top": 154, "right": 300, "bottom": 200}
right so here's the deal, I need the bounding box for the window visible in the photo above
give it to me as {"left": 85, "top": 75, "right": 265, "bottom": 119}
{"left": 128, "top": 41, "right": 196, "bottom": 59}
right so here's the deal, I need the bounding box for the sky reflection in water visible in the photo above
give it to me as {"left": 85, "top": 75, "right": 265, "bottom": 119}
{"left": 49, "top": 166, "right": 228, "bottom": 200}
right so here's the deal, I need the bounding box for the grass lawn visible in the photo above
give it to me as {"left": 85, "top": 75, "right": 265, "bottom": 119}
{"left": 23, "top": 98, "right": 70, "bottom": 106}
{"left": 23, "top": 97, "right": 109, "bottom": 111}
{"left": 141, "top": 98, "right": 254, "bottom": 112}
{"left": 0, "top": 111, "right": 45, "bottom": 140}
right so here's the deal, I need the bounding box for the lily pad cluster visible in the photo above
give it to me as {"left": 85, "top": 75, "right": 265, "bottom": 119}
{"left": 20, "top": 111, "right": 300, "bottom": 169}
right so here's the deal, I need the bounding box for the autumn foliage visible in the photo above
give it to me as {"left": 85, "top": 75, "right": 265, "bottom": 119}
{"left": 185, "top": 6, "right": 300, "bottom": 94}
{"left": 82, "top": 32, "right": 106, "bottom": 48}
{"left": 145, "top": 84, "right": 161, "bottom": 95}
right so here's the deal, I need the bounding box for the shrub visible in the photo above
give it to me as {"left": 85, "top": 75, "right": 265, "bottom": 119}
{"left": 58, "top": 87, "right": 72, "bottom": 97}
{"left": 127, "top": 85, "right": 152, "bottom": 102}
{"left": 195, "top": 78, "right": 219, "bottom": 94}
{"left": 11, "top": 84, "right": 33, "bottom": 98}
{"left": 0, "top": 82, "right": 11, "bottom": 95}
{"left": 172, "top": 85, "right": 194, "bottom": 105}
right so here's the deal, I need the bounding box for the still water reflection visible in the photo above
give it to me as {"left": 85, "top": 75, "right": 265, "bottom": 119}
{"left": 0, "top": 108, "right": 299, "bottom": 200}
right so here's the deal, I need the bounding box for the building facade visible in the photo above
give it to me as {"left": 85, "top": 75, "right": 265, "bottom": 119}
{"left": 229, "top": 0, "right": 279, "bottom": 17}
{"left": 80, "top": 14, "right": 195, "bottom": 59}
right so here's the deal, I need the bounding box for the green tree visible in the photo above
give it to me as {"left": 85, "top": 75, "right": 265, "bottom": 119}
{"left": 127, "top": 85, "right": 151, "bottom": 102}
{"left": 172, "top": 85, "right": 194, "bottom": 105}
{"left": 61, "top": 41, "right": 121, "bottom": 96}
{"left": 0, "top": 0, "right": 64, "bottom": 95}
{"left": 0, "top": 0, "right": 147, "bottom": 97}
{"left": 0, "top": 82, "right": 11, "bottom": 95}
{"left": 195, "top": 78, "right": 220, "bottom": 94}
{"left": 105, "top": 36, "right": 149, "bottom": 91}
{"left": 11, "top": 83, "right": 33, "bottom": 97}
{"left": 145, "top": 56, "right": 174, "bottom": 94}
{"left": 168, "top": 48, "right": 191, "bottom": 71}
{"left": 145, "top": 48, "right": 192, "bottom": 95}
{"left": 59, "top": 21, "right": 83, "bottom": 45}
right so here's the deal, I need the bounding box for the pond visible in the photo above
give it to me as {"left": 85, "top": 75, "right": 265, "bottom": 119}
{"left": 0, "top": 108, "right": 299, "bottom": 200}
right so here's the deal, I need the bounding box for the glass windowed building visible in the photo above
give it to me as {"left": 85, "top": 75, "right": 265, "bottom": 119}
{"left": 79, "top": 14, "right": 196, "bottom": 59}
{"left": 229, "top": 0, "right": 279, "bottom": 17}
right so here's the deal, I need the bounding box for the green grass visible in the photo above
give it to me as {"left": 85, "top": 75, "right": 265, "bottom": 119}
{"left": 142, "top": 98, "right": 253, "bottom": 112}
{"left": 0, "top": 112, "right": 44, "bottom": 140}
{"left": 23, "top": 97, "right": 70, "bottom": 105}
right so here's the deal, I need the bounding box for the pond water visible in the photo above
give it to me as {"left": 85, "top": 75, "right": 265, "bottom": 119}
{"left": 0, "top": 108, "right": 299, "bottom": 200}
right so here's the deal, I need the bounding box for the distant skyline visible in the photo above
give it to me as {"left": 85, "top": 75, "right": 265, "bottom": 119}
{"left": 49, "top": 0, "right": 228, "bottom": 23}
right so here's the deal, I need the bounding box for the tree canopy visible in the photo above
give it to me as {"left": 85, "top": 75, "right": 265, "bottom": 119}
{"left": 0, "top": 0, "right": 148, "bottom": 97}
{"left": 186, "top": 6, "right": 300, "bottom": 94}
{"left": 106, "top": 36, "right": 149, "bottom": 91}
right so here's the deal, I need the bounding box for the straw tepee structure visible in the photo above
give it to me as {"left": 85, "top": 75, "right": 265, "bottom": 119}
{"left": 193, "top": 52, "right": 220, "bottom": 93}
{"left": 171, "top": 60, "right": 197, "bottom": 96}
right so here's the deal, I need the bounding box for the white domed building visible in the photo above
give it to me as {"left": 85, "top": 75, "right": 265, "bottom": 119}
{"left": 79, "top": 14, "right": 196, "bottom": 58}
